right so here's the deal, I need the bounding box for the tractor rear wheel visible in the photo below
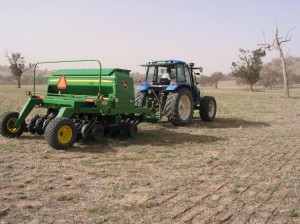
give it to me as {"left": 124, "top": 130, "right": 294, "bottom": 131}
{"left": 135, "top": 91, "right": 147, "bottom": 107}
{"left": 45, "top": 117, "right": 77, "bottom": 150}
{"left": 0, "top": 111, "right": 26, "bottom": 138}
{"left": 164, "top": 89, "right": 193, "bottom": 126}
{"left": 200, "top": 96, "right": 216, "bottom": 121}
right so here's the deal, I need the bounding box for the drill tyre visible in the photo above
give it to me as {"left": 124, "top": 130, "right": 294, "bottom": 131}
{"left": 45, "top": 117, "right": 77, "bottom": 150}
{"left": 0, "top": 111, "right": 26, "bottom": 138}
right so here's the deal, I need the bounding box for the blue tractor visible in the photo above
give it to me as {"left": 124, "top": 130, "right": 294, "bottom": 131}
{"left": 135, "top": 60, "right": 217, "bottom": 125}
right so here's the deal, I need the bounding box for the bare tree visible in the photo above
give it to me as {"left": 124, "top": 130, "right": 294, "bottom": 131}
{"left": 259, "top": 25, "right": 295, "bottom": 98}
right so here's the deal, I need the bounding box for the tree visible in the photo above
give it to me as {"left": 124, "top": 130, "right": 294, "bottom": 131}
{"left": 231, "top": 48, "right": 266, "bottom": 91}
{"left": 287, "top": 71, "right": 297, "bottom": 88}
{"left": 199, "top": 75, "right": 214, "bottom": 87}
{"left": 210, "top": 72, "right": 224, "bottom": 89}
{"left": 6, "top": 52, "right": 32, "bottom": 88}
{"left": 273, "top": 56, "right": 296, "bottom": 88}
{"left": 259, "top": 25, "right": 295, "bottom": 98}
{"left": 259, "top": 67, "right": 281, "bottom": 89}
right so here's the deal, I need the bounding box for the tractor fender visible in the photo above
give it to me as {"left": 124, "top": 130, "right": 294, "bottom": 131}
{"left": 166, "top": 83, "right": 191, "bottom": 92}
{"left": 137, "top": 82, "right": 151, "bottom": 91}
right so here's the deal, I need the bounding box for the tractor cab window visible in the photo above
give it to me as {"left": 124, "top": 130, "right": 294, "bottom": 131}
{"left": 158, "top": 67, "right": 167, "bottom": 80}
{"left": 177, "top": 64, "right": 185, "bottom": 83}
{"left": 185, "top": 65, "right": 192, "bottom": 85}
{"left": 146, "top": 66, "right": 156, "bottom": 82}
{"left": 146, "top": 65, "right": 177, "bottom": 84}
{"left": 159, "top": 66, "right": 174, "bottom": 84}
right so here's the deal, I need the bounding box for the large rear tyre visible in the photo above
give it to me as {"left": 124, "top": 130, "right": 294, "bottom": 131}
{"left": 0, "top": 111, "right": 26, "bottom": 138}
{"left": 164, "top": 89, "right": 193, "bottom": 126}
{"left": 135, "top": 91, "right": 147, "bottom": 107}
{"left": 45, "top": 117, "right": 77, "bottom": 150}
{"left": 200, "top": 96, "right": 217, "bottom": 121}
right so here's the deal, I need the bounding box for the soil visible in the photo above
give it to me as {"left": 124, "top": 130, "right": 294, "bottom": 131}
{"left": 0, "top": 86, "right": 300, "bottom": 223}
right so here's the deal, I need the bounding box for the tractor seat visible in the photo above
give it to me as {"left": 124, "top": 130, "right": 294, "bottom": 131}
{"left": 160, "top": 78, "right": 170, "bottom": 85}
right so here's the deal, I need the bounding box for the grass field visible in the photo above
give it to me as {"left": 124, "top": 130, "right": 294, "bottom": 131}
{"left": 0, "top": 84, "right": 300, "bottom": 223}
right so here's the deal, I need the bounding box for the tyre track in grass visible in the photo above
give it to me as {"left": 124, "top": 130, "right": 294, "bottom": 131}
{"left": 171, "top": 147, "right": 284, "bottom": 223}
{"left": 216, "top": 146, "right": 300, "bottom": 224}
{"left": 144, "top": 145, "right": 275, "bottom": 207}
{"left": 134, "top": 140, "right": 278, "bottom": 222}
{"left": 139, "top": 138, "right": 298, "bottom": 223}
{"left": 246, "top": 149, "right": 300, "bottom": 224}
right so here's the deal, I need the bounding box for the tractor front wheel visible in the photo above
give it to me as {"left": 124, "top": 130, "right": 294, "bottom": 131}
{"left": 164, "top": 89, "right": 193, "bottom": 126}
{"left": 200, "top": 96, "right": 217, "bottom": 121}
{"left": 45, "top": 117, "right": 77, "bottom": 150}
{"left": 0, "top": 111, "right": 26, "bottom": 138}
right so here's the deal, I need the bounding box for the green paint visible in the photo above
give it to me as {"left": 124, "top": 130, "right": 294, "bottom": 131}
{"left": 12, "top": 59, "right": 150, "bottom": 129}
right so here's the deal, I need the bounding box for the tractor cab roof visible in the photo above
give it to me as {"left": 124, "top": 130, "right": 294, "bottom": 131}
{"left": 142, "top": 60, "right": 186, "bottom": 67}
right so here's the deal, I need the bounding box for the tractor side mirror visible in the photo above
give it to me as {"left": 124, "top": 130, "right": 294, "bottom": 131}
{"left": 199, "top": 67, "right": 203, "bottom": 73}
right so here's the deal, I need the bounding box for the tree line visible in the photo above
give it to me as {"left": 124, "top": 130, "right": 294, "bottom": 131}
{"left": 2, "top": 23, "right": 299, "bottom": 99}
{"left": 1, "top": 53, "right": 300, "bottom": 89}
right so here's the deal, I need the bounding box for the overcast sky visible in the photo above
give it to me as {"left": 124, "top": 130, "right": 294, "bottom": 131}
{"left": 0, "top": 0, "right": 299, "bottom": 74}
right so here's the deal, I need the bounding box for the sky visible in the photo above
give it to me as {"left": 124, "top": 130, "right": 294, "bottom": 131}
{"left": 0, "top": 0, "right": 299, "bottom": 75}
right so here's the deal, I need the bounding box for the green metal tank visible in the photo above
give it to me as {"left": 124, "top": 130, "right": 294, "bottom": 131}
{"left": 0, "top": 60, "right": 150, "bottom": 150}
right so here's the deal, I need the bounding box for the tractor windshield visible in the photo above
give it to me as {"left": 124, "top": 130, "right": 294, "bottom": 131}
{"left": 146, "top": 65, "right": 176, "bottom": 83}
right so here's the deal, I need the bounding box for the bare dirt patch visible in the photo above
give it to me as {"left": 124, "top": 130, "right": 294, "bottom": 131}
{"left": 0, "top": 86, "right": 300, "bottom": 223}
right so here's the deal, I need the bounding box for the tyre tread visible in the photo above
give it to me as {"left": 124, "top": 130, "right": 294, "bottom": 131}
{"left": 200, "top": 96, "right": 217, "bottom": 121}
{"left": 0, "top": 111, "right": 25, "bottom": 138}
{"left": 164, "top": 89, "right": 193, "bottom": 126}
{"left": 45, "top": 117, "right": 77, "bottom": 150}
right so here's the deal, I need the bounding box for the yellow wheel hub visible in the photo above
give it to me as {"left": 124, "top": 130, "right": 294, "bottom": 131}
{"left": 57, "top": 125, "right": 73, "bottom": 144}
{"left": 7, "top": 118, "right": 20, "bottom": 133}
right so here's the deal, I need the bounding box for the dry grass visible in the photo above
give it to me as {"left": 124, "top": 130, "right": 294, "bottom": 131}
{"left": 0, "top": 84, "right": 300, "bottom": 223}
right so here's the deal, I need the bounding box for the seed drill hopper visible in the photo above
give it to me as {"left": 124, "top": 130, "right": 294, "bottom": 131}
{"left": 0, "top": 60, "right": 149, "bottom": 149}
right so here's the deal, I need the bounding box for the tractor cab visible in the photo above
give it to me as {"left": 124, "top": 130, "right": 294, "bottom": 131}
{"left": 144, "top": 60, "right": 178, "bottom": 86}
{"left": 136, "top": 59, "right": 215, "bottom": 126}
{"left": 137, "top": 60, "right": 203, "bottom": 106}
{"left": 140, "top": 60, "right": 201, "bottom": 86}
{"left": 138, "top": 60, "right": 203, "bottom": 91}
